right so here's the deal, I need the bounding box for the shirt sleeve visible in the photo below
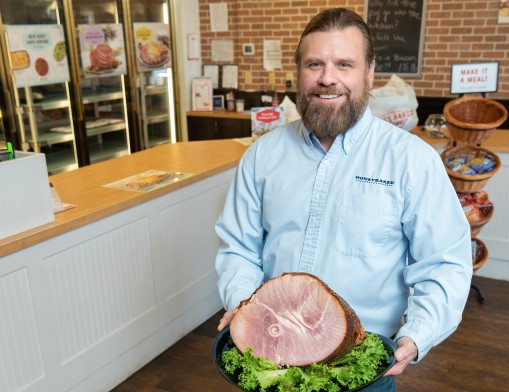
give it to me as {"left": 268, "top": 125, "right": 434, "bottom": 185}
{"left": 215, "top": 145, "right": 265, "bottom": 311}
{"left": 396, "top": 150, "right": 473, "bottom": 361}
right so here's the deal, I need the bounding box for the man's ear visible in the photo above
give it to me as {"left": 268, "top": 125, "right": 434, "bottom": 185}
{"left": 368, "top": 61, "right": 375, "bottom": 89}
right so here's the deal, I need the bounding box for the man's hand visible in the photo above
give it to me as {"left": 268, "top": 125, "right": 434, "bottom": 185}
{"left": 217, "top": 311, "right": 234, "bottom": 331}
{"left": 385, "top": 336, "right": 418, "bottom": 376}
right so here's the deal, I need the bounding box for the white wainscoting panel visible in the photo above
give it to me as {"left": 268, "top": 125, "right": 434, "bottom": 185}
{"left": 0, "top": 268, "right": 45, "bottom": 391}
{"left": 477, "top": 152, "right": 509, "bottom": 281}
{"left": 44, "top": 217, "right": 155, "bottom": 363}
{"left": 159, "top": 181, "right": 228, "bottom": 310}
{"left": 0, "top": 168, "right": 236, "bottom": 392}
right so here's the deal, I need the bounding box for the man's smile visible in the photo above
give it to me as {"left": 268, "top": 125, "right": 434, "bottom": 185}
{"left": 318, "top": 94, "right": 339, "bottom": 99}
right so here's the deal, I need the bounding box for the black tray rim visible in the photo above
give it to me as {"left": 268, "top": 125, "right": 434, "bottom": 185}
{"left": 212, "top": 325, "right": 398, "bottom": 392}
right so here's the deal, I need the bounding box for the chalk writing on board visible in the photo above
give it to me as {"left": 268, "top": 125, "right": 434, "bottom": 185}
{"left": 366, "top": 0, "right": 427, "bottom": 76}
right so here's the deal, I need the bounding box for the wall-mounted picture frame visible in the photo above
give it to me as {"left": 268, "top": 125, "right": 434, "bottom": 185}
{"left": 243, "top": 43, "right": 255, "bottom": 56}
{"left": 221, "top": 64, "right": 238, "bottom": 89}
{"left": 203, "top": 64, "right": 219, "bottom": 89}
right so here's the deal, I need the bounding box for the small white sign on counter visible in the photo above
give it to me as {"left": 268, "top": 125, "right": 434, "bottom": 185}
{"left": 0, "top": 152, "right": 54, "bottom": 239}
{"left": 450, "top": 62, "right": 499, "bottom": 95}
{"left": 192, "top": 77, "right": 213, "bottom": 111}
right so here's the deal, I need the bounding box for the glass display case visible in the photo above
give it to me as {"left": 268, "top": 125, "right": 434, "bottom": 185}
{"left": 0, "top": 0, "right": 179, "bottom": 174}
{"left": 0, "top": 0, "right": 79, "bottom": 173}
{"left": 137, "top": 69, "right": 174, "bottom": 148}
{"left": 131, "top": 0, "right": 176, "bottom": 148}
{"left": 16, "top": 83, "right": 78, "bottom": 173}
{"left": 72, "top": 0, "right": 131, "bottom": 164}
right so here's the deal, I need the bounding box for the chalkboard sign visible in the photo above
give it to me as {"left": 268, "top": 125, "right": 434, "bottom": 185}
{"left": 365, "top": 0, "right": 427, "bottom": 77}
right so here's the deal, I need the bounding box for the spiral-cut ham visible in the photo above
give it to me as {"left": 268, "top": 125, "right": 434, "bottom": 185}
{"left": 229, "top": 272, "right": 367, "bottom": 367}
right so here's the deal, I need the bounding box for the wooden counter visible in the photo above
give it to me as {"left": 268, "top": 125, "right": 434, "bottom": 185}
{"left": 0, "top": 139, "right": 247, "bottom": 258}
{"left": 3, "top": 127, "right": 507, "bottom": 259}
{"left": 187, "top": 109, "right": 250, "bottom": 120}
{"left": 480, "top": 129, "right": 509, "bottom": 153}
{"left": 411, "top": 127, "right": 509, "bottom": 153}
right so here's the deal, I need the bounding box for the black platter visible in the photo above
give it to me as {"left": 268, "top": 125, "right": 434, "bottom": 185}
{"left": 212, "top": 326, "right": 397, "bottom": 392}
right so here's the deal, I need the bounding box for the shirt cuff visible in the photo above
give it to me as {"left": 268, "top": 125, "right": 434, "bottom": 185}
{"left": 395, "top": 320, "right": 435, "bottom": 362}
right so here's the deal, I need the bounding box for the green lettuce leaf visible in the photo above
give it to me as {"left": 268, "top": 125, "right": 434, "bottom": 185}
{"left": 222, "top": 333, "right": 390, "bottom": 392}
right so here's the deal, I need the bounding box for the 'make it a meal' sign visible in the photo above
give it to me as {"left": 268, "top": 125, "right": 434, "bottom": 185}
{"left": 450, "top": 62, "right": 499, "bottom": 95}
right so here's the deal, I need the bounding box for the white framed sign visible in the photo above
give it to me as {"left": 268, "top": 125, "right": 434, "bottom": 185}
{"left": 203, "top": 64, "right": 219, "bottom": 88}
{"left": 6, "top": 24, "right": 70, "bottom": 87}
{"left": 450, "top": 62, "right": 499, "bottom": 95}
{"left": 79, "top": 24, "right": 127, "bottom": 78}
{"left": 221, "top": 64, "right": 238, "bottom": 89}
{"left": 133, "top": 22, "right": 171, "bottom": 72}
{"left": 192, "top": 77, "right": 213, "bottom": 111}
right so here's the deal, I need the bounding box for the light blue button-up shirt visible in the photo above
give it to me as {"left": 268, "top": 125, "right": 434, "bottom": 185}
{"left": 215, "top": 107, "right": 472, "bottom": 360}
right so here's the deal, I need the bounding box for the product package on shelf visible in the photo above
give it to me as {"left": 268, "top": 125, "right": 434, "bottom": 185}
{"left": 250, "top": 106, "right": 284, "bottom": 141}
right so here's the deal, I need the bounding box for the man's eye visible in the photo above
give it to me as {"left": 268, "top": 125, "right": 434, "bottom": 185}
{"left": 308, "top": 63, "right": 321, "bottom": 69}
{"left": 338, "top": 63, "right": 351, "bottom": 69}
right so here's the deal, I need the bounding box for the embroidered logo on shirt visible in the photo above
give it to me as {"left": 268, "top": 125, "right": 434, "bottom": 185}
{"left": 355, "top": 176, "right": 394, "bottom": 186}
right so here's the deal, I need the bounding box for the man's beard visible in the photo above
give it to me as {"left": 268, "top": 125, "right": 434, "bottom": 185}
{"left": 296, "top": 79, "right": 370, "bottom": 139}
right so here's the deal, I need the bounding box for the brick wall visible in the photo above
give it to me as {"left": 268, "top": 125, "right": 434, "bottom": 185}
{"left": 199, "top": 0, "right": 508, "bottom": 99}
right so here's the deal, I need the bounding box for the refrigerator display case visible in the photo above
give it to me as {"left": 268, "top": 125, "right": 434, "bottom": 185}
{"left": 0, "top": 0, "right": 179, "bottom": 174}
{"left": 16, "top": 83, "right": 78, "bottom": 173}
{"left": 138, "top": 70, "right": 174, "bottom": 148}
{"left": 72, "top": 2, "right": 131, "bottom": 165}
{"left": 131, "top": 1, "right": 176, "bottom": 149}
{"left": 0, "top": 7, "right": 79, "bottom": 173}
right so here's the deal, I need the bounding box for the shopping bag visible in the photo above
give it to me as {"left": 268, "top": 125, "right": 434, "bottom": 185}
{"left": 369, "top": 74, "right": 419, "bottom": 131}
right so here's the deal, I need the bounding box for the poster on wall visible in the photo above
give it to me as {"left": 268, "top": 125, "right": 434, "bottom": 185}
{"left": 78, "top": 24, "right": 127, "bottom": 79}
{"left": 6, "top": 24, "right": 70, "bottom": 88}
{"left": 499, "top": 0, "right": 509, "bottom": 23}
{"left": 133, "top": 22, "right": 171, "bottom": 72}
{"left": 263, "top": 40, "right": 282, "bottom": 71}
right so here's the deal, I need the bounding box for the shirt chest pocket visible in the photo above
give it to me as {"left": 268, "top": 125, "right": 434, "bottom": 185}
{"left": 335, "top": 192, "right": 399, "bottom": 258}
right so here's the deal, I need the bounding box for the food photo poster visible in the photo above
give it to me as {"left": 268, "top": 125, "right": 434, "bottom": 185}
{"left": 500, "top": 0, "right": 509, "bottom": 23}
{"left": 7, "top": 24, "right": 70, "bottom": 88}
{"left": 78, "top": 24, "right": 127, "bottom": 79}
{"left": 133, "top": 22, "right": 171, "bottom": 72}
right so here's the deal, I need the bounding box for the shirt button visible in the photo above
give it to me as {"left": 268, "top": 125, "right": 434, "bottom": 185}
{"left": 323, "top": 160, "right": 329, "bottom": 166}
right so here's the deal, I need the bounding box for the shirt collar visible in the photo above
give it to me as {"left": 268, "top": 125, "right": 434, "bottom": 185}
{"left": 341, "top": 106, "right": 373, "bottom": 155}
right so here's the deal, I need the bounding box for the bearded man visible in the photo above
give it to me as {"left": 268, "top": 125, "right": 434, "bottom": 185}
{"left": 214, "top": 8, "right": 472, "bottom": 391}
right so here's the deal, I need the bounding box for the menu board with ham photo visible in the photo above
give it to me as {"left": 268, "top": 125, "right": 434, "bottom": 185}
{"left": 6, "top": 24, "right": 70, "bottom": 87}
{"left": 133, "top": 22, "right": 171, "bottom": 72}
{"left": 78, "top": 24, "right": 127, "bottom": 78}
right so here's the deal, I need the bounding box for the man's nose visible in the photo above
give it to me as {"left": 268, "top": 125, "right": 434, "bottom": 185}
{"left": 317, "top": 64, "right": 338, "bottom": 86}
